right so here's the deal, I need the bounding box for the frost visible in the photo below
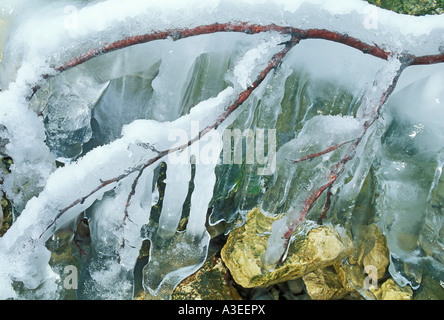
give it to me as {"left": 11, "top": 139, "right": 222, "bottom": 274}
{"left": 0, "top": 0, "right": 443, "bottom": 299}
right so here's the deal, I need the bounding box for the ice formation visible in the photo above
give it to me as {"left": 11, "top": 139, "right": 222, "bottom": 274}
{"left": 0, "top": 0, "right": 443, "bottom": 299}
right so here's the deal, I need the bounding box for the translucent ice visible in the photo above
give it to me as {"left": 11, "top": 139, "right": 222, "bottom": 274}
{"left": 0, "top": 0, "right": 443, "bottom": 300}
{"left": 375, "top": 65, "right": 444, "bottom": 288}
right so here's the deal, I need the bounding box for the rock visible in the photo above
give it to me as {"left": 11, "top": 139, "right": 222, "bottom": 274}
{"left": 303, "top": 267, "right": 349, "bottom": 300}
{"left": 414, "top": 276, "right": 444, "bottom": 300}
{"left": 371, "top": 279, "right": 413, "bottom": 300}
{"left": 331, "top": 224, "right": 415, "bottom": 300}
{"left": 221, "top": 207, "right": 353, "bottom": 288}
{"left": 362, "top": 226, "right": 390, "bottom": 280}
{"left": 249, "top": 287, "right": 277, "bottom": 300}
{"left": 0, "top": 196, "right": 12, "bottom": 238}
{"left": 287, "top": 278, "right": 304, "bottom": 295}
{"left": 334, "top": 224, "right": 390, "bottom": 295}
{"left": 137, "top": 239, "right": 151, "bottom": 260}
{"left": 170, "top": 255, "right": 243, "bottom": 300}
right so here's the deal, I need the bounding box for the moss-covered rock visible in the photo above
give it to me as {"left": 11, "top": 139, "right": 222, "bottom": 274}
{"left": 366, "top": 0, "right": 444, "bottom": 16}
{"left": 0, "top": 195, "right": 12, "bottom": 237}
{"left": 334, "top": 224, "right": 391, "bottom": 297}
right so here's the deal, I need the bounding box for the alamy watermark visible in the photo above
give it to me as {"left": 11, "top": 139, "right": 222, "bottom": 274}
{"left": 63, "top": 265, "right": 78, "bottom": 290}
{"left": 363, "top": 264, "right": 378, "bottom": 290}
{"left": 64, "top": 5, "right": 78, "bottom": 31}
{"left": 167, "top": 121, "right": 277, "bottom": 175}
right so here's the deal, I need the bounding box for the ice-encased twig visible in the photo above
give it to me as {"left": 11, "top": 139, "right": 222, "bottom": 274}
{"left": 263, "top": 56, "right": 407, "bottom": 268}
{"left": 0, "top": 0, "right": 443, "bottom": 299}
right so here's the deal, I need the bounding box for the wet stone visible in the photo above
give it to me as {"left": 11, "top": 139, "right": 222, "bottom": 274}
{"left": 0, "top": 195, "right": 12, "bottom": 238}
{"left": 334, "top": 223, "right": 391, "bottom": 297}
{"left": 302, "top": 266, "right": 350, "bottom": 300}
{"left": 171, "top": 255, "right": 243, "bottom": 300}
{"left": 371, "top": 278, "right": 413, "bottom": 300}
{"left": 414, "top": 276, "right": 444, "bottom": 300}
{"left": 221, "top": 207, "right": 354, "bottom": 288}
{"left": 287, "top": 278, "right": 304, "bottom": 295}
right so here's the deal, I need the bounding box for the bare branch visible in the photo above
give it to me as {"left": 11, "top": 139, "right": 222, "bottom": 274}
{"left": 29, "top": 22, "right": 443, "bottom": 267}
{"left": 276, "top": 61, "right": 408, "bottom": 265}
{"left": 45, "top": 23, "right": 396, "bottom": 79}
{"left": 120, "top": 36, "right": 301, "bottom": 250}
{"left": 317, "top": 187, "right": 333, "bottom": 225}
{"left": 289, "top": 139, "right": 356, "bottom": 164}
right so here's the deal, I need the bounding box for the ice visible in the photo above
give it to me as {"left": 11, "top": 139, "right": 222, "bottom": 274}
{"left": 146, "top": 38, "right": 209, "bottom": 122}
{"left": 0, "top": 0, "right": 443, "bottom": 299}
{"left": 78, "top": 169, "right": 153, "bottom": 299}
{"left": 262, "top": 114, "right": 362, "bottom": 267}
{"left": 233, "top": 37, "right": 284, "bottom": 90}
{"left": 29, "top": 69, "right": 110, "bottom": 162}
{"left": 261, "top": 55, "right": 405, "bottom": 267}
{"left": 157, "top": 161, "right": 191, "bottom": 240}
{"left": 142, "top": 231, "right": 210, "bottom": 298}
{"left": 142, "top": 130, "right": 222, "bottom": 298}
{"left": 142, "top": 40, "right": 266, "bottom": 296}
{"left": 0, "top": 84, "right": 237, "bottom": 298}
{"left": 43, "top": 94, "right": 92, "bottom": 162}
{"left": 0, "top": 85, "right": 56, "bottom": 213}
{"left": 187, "top": 139, "right": 222, "bottom": 237}
{"left": 374, "top": 64, "right": 444, "bottom": 288}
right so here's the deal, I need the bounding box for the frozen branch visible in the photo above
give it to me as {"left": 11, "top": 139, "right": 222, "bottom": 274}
{"left": 0, "top": 0, "right": 443, "bottom": 300}
{"left": 25, "top": 21, "right": 444, "bottom": 267}
{"left": 289, "top": 139, "right": 356, "bottom": 164}
{"left": 28, "top": 22, "right": 444, "bottom": 264}
{"left": 275, "top": 59, "right": 408, "bottom": 265}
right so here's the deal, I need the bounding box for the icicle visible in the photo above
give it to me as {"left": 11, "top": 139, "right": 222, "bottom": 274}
{"left": 157, "top": 161, "right": 191, "bottom": 240}
{"left": 262, "top": 57, "right": 404, "bottom": 269}
{"left": 142, "top": 129, "right": 222, "bottom": 298}
{"left": 187, "top": 129, "right": 222, "bottom": 237}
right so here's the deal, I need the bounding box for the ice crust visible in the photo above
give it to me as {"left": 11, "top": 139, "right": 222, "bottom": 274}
{"left": 0, "top": 0, "right": 442, "bottom": 299}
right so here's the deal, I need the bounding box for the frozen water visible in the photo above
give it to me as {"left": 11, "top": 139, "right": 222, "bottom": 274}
{"left": 157, "top": 161, "right": 192, "bottom": 240}
{"left": 43, "top": 93, "right": 92, "bottom": 162}
{"left": 0, "top": 0, "right": 443, "bottom": 300}
{"left": 375, "top": 64, "right": 444, "bottom": 288}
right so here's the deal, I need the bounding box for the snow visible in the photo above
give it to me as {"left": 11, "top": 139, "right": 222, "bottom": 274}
{"left": 0, "top": 0, "right": 442, "bottom": 299}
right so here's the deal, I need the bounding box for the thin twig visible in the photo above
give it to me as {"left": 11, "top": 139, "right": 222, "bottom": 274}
{"left": 277, "top": 62, "right": 408, "bottom": 264}
{"left": 317, "top": 187, "right": 333, "bottom": 225}
{"left": 289, "top": 139, "right": 356, "bottom": 164}
{"left": 28, "top": 23, "right": 442, "bottom": 264}
{"left": 119, "top": 36, "right": 301, "bottom": 251}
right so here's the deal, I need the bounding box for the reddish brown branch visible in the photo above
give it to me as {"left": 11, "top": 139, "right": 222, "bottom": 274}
{"left": 39, "top": 172, "right": 130, "bottom": 238}
{"left": 42, "top": 36, "right": 301, "bottom": 242}
{"left": 318, "top": 187, "right": 333, "bottom": 225}
{"left": 54, "top": 23, "right": 291, "bottom": 74}
{"left": 29, "top": 22, "right": 443, "bottom": 103}
{"left": 298, "top": 29, "right": 390, "bottom": 60}
{"left": 277, "top": 62, "right": 408, "bottom": 264}
{"left": 290, "top": 139, "right": 355, "bottom": 164}
{"left": 121, "top": 36, "right": 300, "bottom": 227}
{"left": 409, "top": 53, "right": 444, "bottom": 66}
{"left": 32, "top": 21, "right": 444, "bottom": 264}
{"left": 51, "top": 22, "right": 443, "bottom": 76}
{"left": 50, "top": 23, "right": 396, "bottom": 76}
